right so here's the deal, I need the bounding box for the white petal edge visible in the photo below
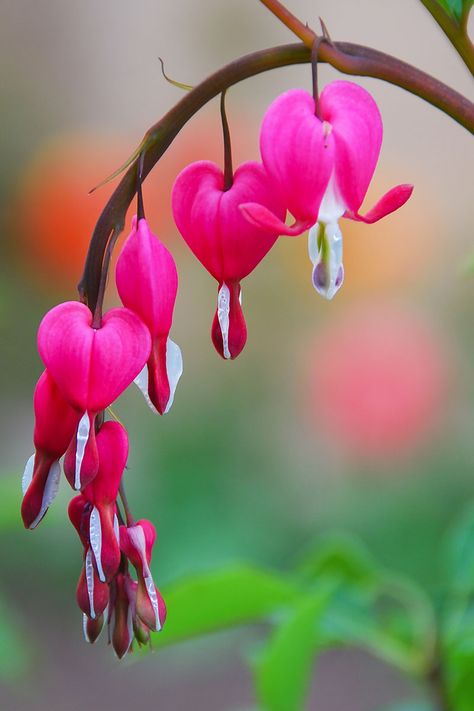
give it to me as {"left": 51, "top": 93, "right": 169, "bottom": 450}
{"left": 85, "top": 548, "right": 96, "bottom": 620}
{"left": 29, "top": 459, "right": 61, "bottom": 530}
{"left": 217, "top": 283, "right": 231, "bottom": 360}
{"left": 164, "top": 338, "right": 183, "bottom": 414}
{"left": 127, "top": 524, "right": 161, "bottom": 632}
{"left": 89, "top": 506, "right": 105, "bottom": 582}
{"left": 75, "top": 411, "right": 91, "bottom": 490}
{"left": 22, "top": 454, "right": 35, "bottom": 496}
{"left": 134, "top": 365, "right": 159, "bottom": 415}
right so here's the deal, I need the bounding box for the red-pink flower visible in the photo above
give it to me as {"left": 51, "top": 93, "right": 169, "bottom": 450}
{"left": 120, "top": 519, "right": 166, "bottom": 633}
{"left": 21, "top": 370, "right": 80, "bottom": 529}
{"left": 116, "top": 216, "right": 182, "bottom": 415}
{"left": 37, "top": 301, "right": 150, "bottom": 489}
{"left": 172, "top": 161, "right": 285, "bottom": 358}
{"left": 68, "top": 495, "right": 110, "bottom": 622}
{"left": 242, "top": 81, "right": 413, "bottom": 299}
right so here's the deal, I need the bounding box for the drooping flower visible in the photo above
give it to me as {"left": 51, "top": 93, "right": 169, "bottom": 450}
{"left": 21, "top": 370, "right": 80, "bottom": 529}
{"left": 241, "top": 81, "right": 413, "bottom": 299}
{"left": 66, "top": 420, "right": 128, "bottom": 583}
{"left": 116, "top": 216, "right": 183, "bottom": 415}
{"left": 37, "top": 301, "right": 151, "bottom": 489}
{"left": 119, "top": 519, "right": 166, "bottom": 633}
{"left": 68, "top": 495, "right": 110, "bottom": 623}
{"left": 172, "top": 161, "right": 285, "bottom": 358}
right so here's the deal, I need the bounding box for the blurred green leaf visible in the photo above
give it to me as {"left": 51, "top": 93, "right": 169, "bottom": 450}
{"left": 0, "top": 594, "right": 29, "bottom": 680}
{"left": 442, "top": 504, "right": 474, "bottom": 710}
{"left": 299, "top": 534, "right": 434, "bottom": 675}
{"left": 298, "top": 532, "right": 379, "bottom": 591}
{"left": 150, "top": 566, "right": 302, "bottom": 649}
{"left": 254, "top": 586, "right": 333, "bottom": 711}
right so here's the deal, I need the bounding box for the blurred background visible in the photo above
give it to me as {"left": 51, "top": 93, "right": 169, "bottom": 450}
{"left": 0, "top": 0, "right": 473, "bottom": 709}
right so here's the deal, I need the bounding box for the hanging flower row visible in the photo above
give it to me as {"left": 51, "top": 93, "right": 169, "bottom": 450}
{"left": 22, "top": 77, "right": 412, "bottom": 657}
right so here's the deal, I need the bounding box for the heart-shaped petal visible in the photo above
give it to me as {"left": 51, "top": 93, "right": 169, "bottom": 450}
{"left": 38, "top": 301, "right": 151, "bottom": 412}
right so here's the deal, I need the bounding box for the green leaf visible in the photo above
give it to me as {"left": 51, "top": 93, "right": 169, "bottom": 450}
{"left": 441, "top": 503, "right": 474, "bottom": 710}
{"left": 436, "top": 0, "right": 464, "bottom": 20}
{"left": 255, "top": 586, "right": 334, "bottom": 711}
{"left": 297, "top": 532, "right": 379, "bottom": 591}
{"left": 149, "top": 566, "right": 302, "bottom": 649}
{"left": 0, "top": 595, "right": 30, "bottom": 680}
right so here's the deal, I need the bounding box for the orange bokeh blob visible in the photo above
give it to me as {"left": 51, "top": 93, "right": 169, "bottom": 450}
{"left": 307, "top": 304, "right": 450, "bottom": 460}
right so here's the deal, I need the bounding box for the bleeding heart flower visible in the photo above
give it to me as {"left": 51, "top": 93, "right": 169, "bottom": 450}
{"left": 172, "top": 160, "right": 285, "bottom": 358}
{"left": 116, "top": 216, "right": 183, "bottom": 415}
{"left": 69, "top": 495, "right": 110, "bottom": 621}
{"left": 38, "top": 301, "right": 151, "bottom": 489}
{"left": 241, "top": 81, "right": 413, "bottom": 299}
{"left": 120, "top": 519, "right": 166, "bottom": 632}
{"left": 21, "top": 370, "right": 80, "bottom": 529}
{"left": 109, "top": 572, "right": 135, "bottom": 659}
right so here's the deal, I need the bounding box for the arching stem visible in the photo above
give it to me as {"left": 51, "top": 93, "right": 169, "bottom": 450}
{"left": 79, "top": 39, "right": 474, "bottom": 312}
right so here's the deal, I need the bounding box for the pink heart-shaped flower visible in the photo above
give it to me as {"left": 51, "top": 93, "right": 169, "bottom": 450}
{"left": 38, "top": 301, "right": 151, "bottom": 412}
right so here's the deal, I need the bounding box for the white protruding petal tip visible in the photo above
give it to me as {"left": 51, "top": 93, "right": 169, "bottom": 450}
{"left": 89, "top": 506, "right": 105, "bottom": 582}
{"left": 75, "top": 412, "right": 91, "bottom": 490}
{"left": 217, "top": 283, "right": 231, "bottom": 360}
{"left": 29, "top": 459, "right": 61, "bottom": 529}
{"left": 22, "top": 454, "right": 35, "bottom": 496}
{"left": 164, "top": 338, "right": 183, "bottom": 414}
{"left": 134, "top": 365, "right": 159, "bottom": 415}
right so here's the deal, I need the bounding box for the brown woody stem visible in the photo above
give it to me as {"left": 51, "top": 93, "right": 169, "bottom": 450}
{"left": 79, "top": 38, "right": 474, "bottom": 311}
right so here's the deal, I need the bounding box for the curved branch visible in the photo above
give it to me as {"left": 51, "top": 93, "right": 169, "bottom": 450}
{"left": 79, "top": 40, "right": 474, "bottom": 310}
{"left": 419, "top": 0, "right": 474, "bottom": 75}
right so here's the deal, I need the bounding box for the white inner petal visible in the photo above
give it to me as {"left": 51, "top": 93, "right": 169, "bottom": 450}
{"left": 217, "top": 283, "right": 231, "bottom": 360}
{"left": 164, "top": 338, "right": 183, "bottom": 415}
{"left": 89, "top": 506, "right": 105, "bottom": 582}
{"left": 318, "top": 171, "right": 346, "bottom": 225}
{"left": 29, "top": 459, "right": 61, "bottom": 530}
{"left": 113, "top": 513, "right": 120, "bottom": 545}
{"left": 85, "top": 548, "right": 96, "bottom": 620}
{"left": 127, "top": 525, "right": 161, "bottom": 632}
{"left": 325, "top": 222, "right": 344, "bottom": 300}
{"left": 75, "top": 411, "right": 91, "bottom": 490}
{"left": 22, "top": 454, "right": 35, "bottom": 496}
{"left": 134, "top": 365, "right": 159, "bottom": 415}
{"left": 82, "top": 613, "right": 91, "bottom": 643}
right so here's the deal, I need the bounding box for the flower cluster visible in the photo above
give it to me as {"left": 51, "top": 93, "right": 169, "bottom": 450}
{"left": 23, "top": 79, "right": 413, "bottom": 656}
{"left": 173, "top": 80, "right": 412, "bottom": 356}
{"left": 22, "top": 216, "right": 180, "bottom": 656}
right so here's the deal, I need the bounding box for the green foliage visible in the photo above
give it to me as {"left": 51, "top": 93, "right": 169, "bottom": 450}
{"left": 441, "top": 505, "right": 474, "bottom": 710}
{"left": 150, "top": 566, "right": 302, "bottom": 649}
{"left": 254, "top": 587, "right": 334, "bottom": 711}
{"left": 146, "top": 534, "right": 436, "bottom": 710}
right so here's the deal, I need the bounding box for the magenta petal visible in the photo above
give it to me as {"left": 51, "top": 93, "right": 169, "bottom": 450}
{"left": 345, "top": 184, "right": 414, "bottom": 224}
{"left": 84, "top": 421, "right": 128, "bottom": 504}
{"left": 320, "top": 81, "right": 383, "bottom": 214}
{"left": 260, "top": 88, "right": 334, "bottom": 224}
{"left": 116, "top": 217, "right": 178, "bottom": 339}
{"left": 172, "top": 160, "right": 284, "bottom": 283}
{"left": 240, "top": 202, "right": 311, "bottom": 236}
{"left": 38, "top": 301, "right": 151, "bottom": 412}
